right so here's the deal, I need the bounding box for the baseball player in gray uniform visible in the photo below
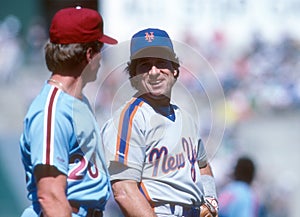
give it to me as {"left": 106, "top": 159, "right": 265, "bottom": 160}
{"left": 101, "top": 28, "right": 218, "bottom": 217}
{"left": 19, "top": 7, "right": 117, "bottom": 217}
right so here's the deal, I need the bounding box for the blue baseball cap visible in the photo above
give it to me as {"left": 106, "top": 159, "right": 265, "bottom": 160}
{"left": 130, "top": 28, "right": 178, "bottom": 63}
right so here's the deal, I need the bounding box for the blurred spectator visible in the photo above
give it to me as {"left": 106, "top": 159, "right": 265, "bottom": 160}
{"left": 25, "top": 17, "right": 47, "bottom": 65}
{"left": 218, "top": 156, "right": 265, "bottom": 217}
{"left": 0, "top": 15, "right": 24, "bottom": 83}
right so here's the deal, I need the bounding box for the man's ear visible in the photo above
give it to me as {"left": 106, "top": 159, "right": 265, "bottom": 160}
{"left": 86, "top": 47, "right": 93, "bottom": 63}
{"left": 173, "top": 69, "right": 178, "bottom": 77}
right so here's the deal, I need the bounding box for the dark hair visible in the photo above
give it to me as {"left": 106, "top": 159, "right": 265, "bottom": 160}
{"left": 45, "top": 41, "right": 103, "bottom": 75}
{"left": 233, "top": 156, "right": 256, "bottom": 184}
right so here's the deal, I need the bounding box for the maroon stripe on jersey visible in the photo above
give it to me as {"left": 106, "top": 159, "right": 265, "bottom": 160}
{"left": 46, "top": 87, "right": 59, "bottom": 164}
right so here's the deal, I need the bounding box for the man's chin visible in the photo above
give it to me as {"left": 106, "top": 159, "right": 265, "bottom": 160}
{"left": 148, "top": 92, "right": 167, "bottom": 99}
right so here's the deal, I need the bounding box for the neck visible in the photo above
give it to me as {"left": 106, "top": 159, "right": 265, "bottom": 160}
{"left": 48, "top": 74, "right": 84, "bottom": 99}
{"left": 138, "top": 93, "right": 171, "bottom": 107}
{"left": 138, "top": 93, "right": 174, "bottom": 118}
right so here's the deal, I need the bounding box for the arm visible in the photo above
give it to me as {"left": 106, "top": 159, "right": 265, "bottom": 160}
{"left": 196, "top": 138, "right": 217, "bottom": 199}
{"left": 35, "top": 165, "right": 72, "bottom": 217}
{"left": 111, "top": 180, "right": 156, "bottom": 217}
{"left": 199, "top": 163, "right": 218, "bottom": 199}
{"left": 199, "top": 163, "right": 219, "bottom": 217}
{"left": 199, "top": 163, "right": 214, "bottom": 177}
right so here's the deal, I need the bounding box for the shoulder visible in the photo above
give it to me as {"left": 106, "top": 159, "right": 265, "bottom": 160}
{"left": 101, "top": 98, "right": 153, "bottom": 135}
{"left": 116, "top": 97, "right": 153, "bottom": 121}
{"left": 26, "top": 85, "right": 78, "bottom": 123}
{"left": 173, "top": 104, "right": 199, "bottom": 128}
{"left": 31, "top": 84, "right": 75, "bottom": 108}
{"left": 223, "top": 181, "right": 252, "bottom": 196}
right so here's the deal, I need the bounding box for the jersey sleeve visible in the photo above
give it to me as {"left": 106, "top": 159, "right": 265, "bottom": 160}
{"left": 28, "top": 102, "right": 73, "bottom": 175}
{"left": 102, "top": 99, "right": 146, "bottom": 180}
{"left": 197, "top": 139, "right": 208, "bottom": 167}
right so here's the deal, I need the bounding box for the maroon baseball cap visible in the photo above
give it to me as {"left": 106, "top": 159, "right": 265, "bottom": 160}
{"left": 49, "top": 7, "right": 117, "bottom": 44}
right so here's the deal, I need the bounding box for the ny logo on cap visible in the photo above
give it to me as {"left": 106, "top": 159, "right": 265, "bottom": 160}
{"left": 145, "top": 32, "right": 154, "bottom": 42}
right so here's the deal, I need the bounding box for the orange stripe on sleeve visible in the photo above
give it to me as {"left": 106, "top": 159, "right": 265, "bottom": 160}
{"left": 115, "top": 98, "right": 135, "bottom": 161}
{"left": 123, "top": 101, "right": 143, "bottom": 164}
{"left": 139, "top": 182, "right": 152, "bottom": 204}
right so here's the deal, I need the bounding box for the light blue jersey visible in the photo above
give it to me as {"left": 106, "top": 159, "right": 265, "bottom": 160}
{"left": 20, "top": 83, "right": 110, "bottom": 216}
{"left": 218, "top": 181, "right": 259, "bottom": 217}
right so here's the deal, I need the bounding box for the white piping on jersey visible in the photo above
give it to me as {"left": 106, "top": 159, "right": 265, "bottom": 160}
{"left": 116, "top": 151, "right": 125, "bottom": 157}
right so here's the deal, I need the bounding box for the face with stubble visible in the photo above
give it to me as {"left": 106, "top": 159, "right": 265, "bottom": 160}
{"left": 134, "top": 58, "right": 178, "bottom": 100}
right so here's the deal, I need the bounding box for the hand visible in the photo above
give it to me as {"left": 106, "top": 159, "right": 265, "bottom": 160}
{"left": 200, "top": 197, "right": 218, "bottom": 217}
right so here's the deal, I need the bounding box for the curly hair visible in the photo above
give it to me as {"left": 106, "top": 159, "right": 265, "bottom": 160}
{"left": 44, "top": 41, "right": 103, "bottom": 75}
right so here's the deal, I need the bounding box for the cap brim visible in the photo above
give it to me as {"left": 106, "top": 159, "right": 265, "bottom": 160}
{"left": 130, "top": 47, "right": 178, "bottom": 64}
{"left": 98, "top": 34, "right": 118, "bottom": 44}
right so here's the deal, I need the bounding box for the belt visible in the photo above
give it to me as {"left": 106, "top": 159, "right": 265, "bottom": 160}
{"left": 71, "top": 204, "right": 103, "bottom": 217}
{"left": 153, "top": 203, "right": 200, "bottom": 217}
{"left": 39, "top": 202, "right": 103, "bottom": 217}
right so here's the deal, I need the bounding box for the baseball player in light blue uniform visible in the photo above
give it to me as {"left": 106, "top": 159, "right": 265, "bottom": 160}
{"left": 101, "top": 28, "right": 218, "bottom": 217}
{"left": 218, "top": 157, "right": 261, "bottom": 217}
{"left": 19, "top": 7, "right": 117, "bottom": 217}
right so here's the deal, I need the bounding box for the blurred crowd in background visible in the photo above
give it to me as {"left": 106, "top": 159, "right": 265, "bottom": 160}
{"left": 179, "top": 28, "right": 300, "bottom": 217}
{"left": 0, "top": 3, "right": 299, "bottom": 216}
{"left": 1, "top": 12, "right": 299, "bottom": 110}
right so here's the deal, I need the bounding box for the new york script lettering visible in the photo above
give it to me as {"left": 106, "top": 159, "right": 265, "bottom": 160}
{"left": 148, "top": 137, "right": 197, "bottom": 181}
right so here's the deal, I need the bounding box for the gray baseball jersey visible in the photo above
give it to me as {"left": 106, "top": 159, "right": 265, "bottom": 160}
{"left": 101, "top": 96, "right": 207, "bottom": 207}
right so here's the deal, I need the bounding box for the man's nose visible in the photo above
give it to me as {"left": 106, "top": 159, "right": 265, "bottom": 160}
{"left": 148, "top": 65, "right": 160, "bottom": 77}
